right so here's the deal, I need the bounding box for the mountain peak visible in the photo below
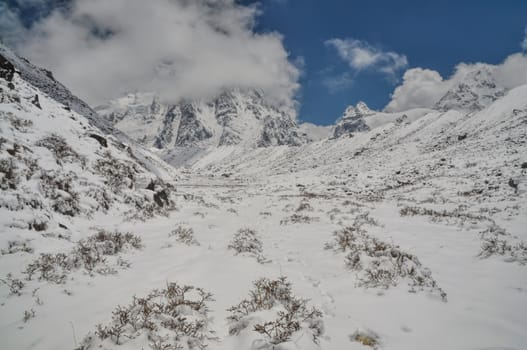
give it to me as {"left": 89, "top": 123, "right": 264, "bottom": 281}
{"left": 434, "top": 64, "right": 506, "bottom": 112}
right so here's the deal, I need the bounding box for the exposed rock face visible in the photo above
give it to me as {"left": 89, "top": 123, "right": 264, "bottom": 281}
{"left": 0, "top": 53, "right": 15, "bottom": 83}
{"left": 434, "top": 66, "right": 506, "bottom": 113}
{"left": 97, "top": 89, "right": 309, "bottom": 152}
{"left": 333, "top": 102, "right": 374, "bottom": 138}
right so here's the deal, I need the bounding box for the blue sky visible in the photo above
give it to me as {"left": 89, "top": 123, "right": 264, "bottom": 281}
{"left": 247, "top": 0, "right": 527, "bottom": 124}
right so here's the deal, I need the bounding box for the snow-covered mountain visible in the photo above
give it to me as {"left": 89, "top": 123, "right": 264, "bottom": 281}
{"left": 332, "top": 101, "right": 375, "bottom": 138}
{"left": 96, "top": 89, "right": 311, "bottom": 153}
{"left": 434, "top": 65, "right": 506, "bottom": 112}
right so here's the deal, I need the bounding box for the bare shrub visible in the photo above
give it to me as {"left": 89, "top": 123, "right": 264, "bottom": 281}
{"left": 40, "top": 170, "right": 80, "bottom": 216}
{"left": 36, "top": 134, "right": 86, "bottom": 166}
{"left": 94, "top": 151, "right": 138, "bottom": 192}
{"left": 280, "top": 214, "right": 318, "bottom": 225}
{"left": 227, "top": 277, "right": 323, "bottom": 346}
{"left": 23, "top": 308, "right": 36, "bottom": 323}
{"left": 326, "top": 213, "right": 446, "bottom": 300}
{"left": 24, "top": 230, "right": 142, "bottom": 284}
{"left": 0, "top": 158, "right": 18, "bottom": 190}
{"left": 479, "top": 225, "right": 527, "bottom": 264}
{"left": 400, "top": 205, "right": 492, "bottom": 226}
{"left": 76, "top": 283, "right": 215, "bottom": 350}
{"left": 350, "top": 330, "right": 380, "bottom": 349}
{"left": 296, "top": 200, "right": 313, "bottom": 212}
{"left": 0, "top": 273, "right": 25, "bottom": 296}
{"left": 170, "top": 226, "right": 200, "bottom": 246}
{"left": 124, "top": 197, "right": 164, "bottom": 221}
{"left": 1, "top": 239, "right": 33, "bottom": 255}
{"left": 228, "top": 229, "right": 267, "bottom": 263}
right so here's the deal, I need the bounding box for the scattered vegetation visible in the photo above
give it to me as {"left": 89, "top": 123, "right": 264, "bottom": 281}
{"left": 1, "top": 239, "right": 33, "bottom": 255}
{"left": 326, "top": 213, "right": 446, "bottom": 300}
{"left": 280, "top": 214, "right": 318, "bottom": 225}
{"left": 36, "top": 134, "right": 86, "bottom": 166}
{"left": 40, "top": 170, "right": 80, "bottom": 216}
{"left": 0, "top": 273, "right": 25, "bottom": 296}
{"left": 350, "top": 330, "right": 380, "bottom": 349}
{"left": 227, "top": 277, "right": 324, "bottom": 346}
{"left": 94, "top": 151, "right": 138, "bottom": 192}
{"left": 24, "top": 230, "right": 142, "bottom": 284}
{"left": 23, "top": 308, "right": 36, "bottom": 323}
{"left": 76, "top": 283, "right": 215, "bottom": 350}
{"left": 228, "top": 228, "right": 267, "bottom": 263}
{"left": 170, "top": 225, "right": 200, "bottom": 246}
{"left": 479, "top": 225, "right": 527, "bottom": 264}
{"left": 399, "top": 205, "right": 493, "bottom": 226}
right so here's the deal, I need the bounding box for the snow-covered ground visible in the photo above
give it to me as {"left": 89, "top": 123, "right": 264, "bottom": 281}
{"left": 1, "top": 46, "right": 527, "bottom": 350}
{"left": 2, "top": 174, "right": 526, "bottom": 350}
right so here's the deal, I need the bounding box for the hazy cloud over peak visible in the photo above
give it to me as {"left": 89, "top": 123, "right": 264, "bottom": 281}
{"left": 2, "top": 0, "right": 300, "bottom": 113}
{"left": 385, "top": 53, "right": 527, "bottom": 112}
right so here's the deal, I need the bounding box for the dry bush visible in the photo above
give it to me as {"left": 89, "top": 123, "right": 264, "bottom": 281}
{"left": 296, "top": 200, "right": 313, "bottom": 212}
{"left": 170, "top": 226, "right": 200, "bottom": 246}
{"left": 1, "top": 239, "right": 33, "bottom": 255}
{"left": 124, "top": 191, "right": 175, "bottom": 221}
{"left": 227, "top": 277, "right": 323, "bottom": 346}
{"left": 479, "top": 225, "right": 527, "bottom": 264}
{"left": 228, "top": 228, "right": 267, "bottom": 263}
{"left": 24, "top": 230, "right": 142, "bottom": 284}
{"left": 350, "top": 330, "right": 380, "bottom": 349}
{"left": 280, "top": 214, "right": 318, "bottom": 225}
{"left": 399, "top": 205, "right": 492, "bottom": 227}
{"left": 94, "top": 151, "right": 138, "bottom": 192}
{"left": 36, "top": 134, "right": 86, "bottom": 166}
{"left": 23, "top": 308, "right": 36, "bottom": 323}
{"left": 4, "top": 112, "right": 33, "bottom": 132}
{"left": 0, "top": 273, "right": 25, "bottom": 296}
{"left": 0, "top": 158, "right": 18, "bottom": 190}
{"left": 40, "top": 170, "right": 80, "bottom": 216}
{"left": 326, "top": 213, "right": 446, "bottom": 300}
{"left": 76, "top": 283, "right": 215, "bottom": 350}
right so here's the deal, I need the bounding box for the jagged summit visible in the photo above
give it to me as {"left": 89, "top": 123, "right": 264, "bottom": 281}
{"left": 332, "top": 101, "right": 375, "bottom": 138}
{"left": 96, "top": 89, "right": 311, "bottom": 160}
{"left": 434, "top": 65, "right": 506, "bottom": 113}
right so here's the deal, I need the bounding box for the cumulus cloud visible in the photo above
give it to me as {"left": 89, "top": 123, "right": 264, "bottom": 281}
{"left": 384, "top": 68, "right": 449, "bottom": 112}
{"left": 325, "top": 38, "right": 408, "bottom": 77}
{"left": 4, "top": 0, "right": 300, "bottom": 112}
{"left": 385, "top": 53, "right": 527, "bottom": 112}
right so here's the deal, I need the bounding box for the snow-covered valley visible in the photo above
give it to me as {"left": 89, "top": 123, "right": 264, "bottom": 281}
{"left": 1, "top": 44, "right": 527, "bottom": 350}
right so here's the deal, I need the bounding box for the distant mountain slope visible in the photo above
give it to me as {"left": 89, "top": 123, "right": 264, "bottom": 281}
{"left": 96, "top": 90, "right": 311, "bottom": 153}
{"left": 434, "top": 65, "right": 506, "bottom": 112}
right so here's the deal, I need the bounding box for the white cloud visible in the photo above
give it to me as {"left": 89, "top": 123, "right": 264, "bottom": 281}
{"left": 325, "top": 38, "right": 408, "bottom": 77}
{"left": 385, "top": 53, "right": 527, "bottom": 112}
{"left": 8, "top": 0, "right": 300, "bottom": 113}
{"left": 384, "top": 68, "right": 449, "bottom": 112}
